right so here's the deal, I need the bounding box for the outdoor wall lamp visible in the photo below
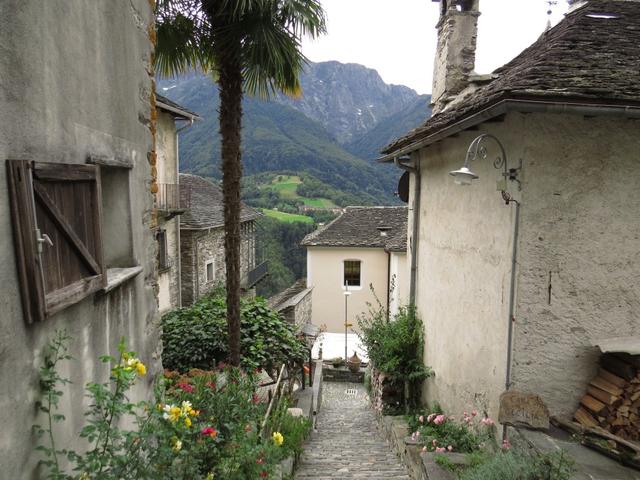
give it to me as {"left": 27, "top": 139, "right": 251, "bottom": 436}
{"left": 449, "top": 134, "right": 522, "bottom": 193}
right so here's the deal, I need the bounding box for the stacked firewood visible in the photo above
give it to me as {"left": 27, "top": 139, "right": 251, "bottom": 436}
{"left": 574, "top": 353, "right": 640, "bottom": 441}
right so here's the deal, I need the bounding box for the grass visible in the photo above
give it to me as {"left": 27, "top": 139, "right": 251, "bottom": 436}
{"left": 267, "top": 175, "right": 337, "bottom": 208}
{"left": 261, "top": 208, "right": 313, "bottom": 224}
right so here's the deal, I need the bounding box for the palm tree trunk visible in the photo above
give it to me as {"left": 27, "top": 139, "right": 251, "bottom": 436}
{"left": 218, "top": 53, "right": 243, "bottom": 367}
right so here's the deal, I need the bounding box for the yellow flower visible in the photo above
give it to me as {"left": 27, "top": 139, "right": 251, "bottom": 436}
{"left": 171, "top": 437, "right": 182, "bottom": 452}
{"left": 135, "top": 361, "right": 146, "bottom": 376}
{"left": 205, "top": 473, "right": 214, "bottom": 480}
{"left": 272, "top": 431, "right": 284, "bottom": 446}
{"left": 184, "top": 417, "right": 192, "bottom": 428}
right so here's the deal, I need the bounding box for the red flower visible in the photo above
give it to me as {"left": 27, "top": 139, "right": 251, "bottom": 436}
{"left": 252, "top": 393, "right": 260, "bottom": 404}
{"left": 200, "top": 427, "right": 218, "bottom": 439}
{"left": 256, "top": 458, "right": 264, "bottom": 465}
{"left": 177, "top": 382, "right": 194, "bottom": 393}
{"left": 206, "top": 381, "right": 217, "bottom": 391}
{"left": 260, "top": 471, "right": 268, "bottom": 478}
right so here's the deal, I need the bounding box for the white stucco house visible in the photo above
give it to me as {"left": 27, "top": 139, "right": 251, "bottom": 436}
{"left": 301, "top": 206, "right": 408, "bottom": 333}
{"left": 380, "top": 0, "right": 640, "bottom": 423}
{"left": 155, "top": 94, "right": 199, "bottom": 313}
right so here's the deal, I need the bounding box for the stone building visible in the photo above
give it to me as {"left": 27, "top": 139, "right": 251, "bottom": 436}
{"left": 301, "top": 206, "right": 408, "bottom": 333}
{"left": 0, "top": 1, "right": 159, "bottom": 477}
{"left": 380, "top": 0, "right": 640, "bottom": 422}
{"left": 179, "top": 173, "right": 265, "bottom": 305}
{"left": 155, "top": 95, "right": 199, "bottom": 313}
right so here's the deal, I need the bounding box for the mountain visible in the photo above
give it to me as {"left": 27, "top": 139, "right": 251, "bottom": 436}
{"left": 345, "top": 95, "right": 432, "bottom": 161}
{"left": 276, "top": 61, "right": 419, "bottom": 145}
{"left": 157, "top": 61, "right": 431, "bottom": 204}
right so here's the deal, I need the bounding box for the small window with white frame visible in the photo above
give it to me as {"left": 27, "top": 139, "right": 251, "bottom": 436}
{"left": 343, "top": 260, "right": 361, "bottom": 287}
{"left": 205, "top": 259, "right": 215, "bottom": 283}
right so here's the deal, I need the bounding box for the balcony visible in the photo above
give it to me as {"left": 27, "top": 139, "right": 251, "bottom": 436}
{"left": 156, "top": 183, "right": 191, "bottom": 218}
{"left": 242, "top": 261, "right": 269, "bottom": 289}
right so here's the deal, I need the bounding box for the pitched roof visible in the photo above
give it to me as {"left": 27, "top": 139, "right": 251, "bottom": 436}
{"left": 382, "top": 0, "right": 640, "bottom": 156}
{"left": 179, "top": 173, "right": 260, "bottom": 229}
{"left": 300, "top": 206, "right": 407, "bottom": 251}
{"left": 156, "top": 93, "right": 201, "bottom": 121}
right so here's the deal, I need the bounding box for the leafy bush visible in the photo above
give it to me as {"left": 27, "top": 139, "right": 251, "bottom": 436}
{"left": 35, "top": 333, "right": 295, "bottom": 480}
{"left": 162, "top": 292, "right": 307, "bottom": 372}
{"left": 459, "top": 450, "right": 575, "bottom": 480}
{"left": 357, "top": 298, "right": 432, "bottom": 409}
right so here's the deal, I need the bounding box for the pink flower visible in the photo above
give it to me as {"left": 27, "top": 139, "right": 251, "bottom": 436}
{"left": 435, "top": 447, "right": 446, "bottom": 453}
{"left": 471, "top": 410, "right": 477, "bottom": 417}
{"left": 422, "top": 446, "right": 428, "bottom": 452}
{"left": 432, "top": 439, "right": 438, "bottom": 446}
{"left": 447, "top": 445, "right": 453, "bottom": 452}
{"left": 427, "top": 413, "right": 436, "bottom": 423}
{"left": 434, "top": 414, "right": 446, "bottom": 425}
{"left": 481, "top": 417, "right": 495, "bottom": 426}
{"left": 418, "top": 415, "right": 425, "bottom": 424}
{"left": 501, "top": 439, "right": 511, "bottom": 450}
{"left": 411, "top": 431, "right": 421, "bottom": 441}
{"left": 252, "top": 393, "right": 260, "bottom": 404}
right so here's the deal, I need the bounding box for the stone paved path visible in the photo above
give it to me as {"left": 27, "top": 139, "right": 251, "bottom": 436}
{"left": 295, "top": 382, "right": 411, "bottom": 480}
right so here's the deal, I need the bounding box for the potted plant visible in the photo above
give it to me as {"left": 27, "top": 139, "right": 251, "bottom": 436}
{"left": 331, "top": 357, "right": 344, "bottom": 368}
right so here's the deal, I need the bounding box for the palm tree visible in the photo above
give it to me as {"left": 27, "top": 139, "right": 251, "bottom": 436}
{"left": 155, "top": 0, "right": 326, "bottom": 366}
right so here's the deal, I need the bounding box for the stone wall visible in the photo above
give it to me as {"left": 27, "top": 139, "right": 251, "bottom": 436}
{"left": 0, "top": 1, "right": 159, "bottom": 477}
{"left": 180, "top": 222, "right": 256, "bottom": 305}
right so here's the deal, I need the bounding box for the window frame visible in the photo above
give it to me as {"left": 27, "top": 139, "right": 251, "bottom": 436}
{"left": 343, "top": 259, "right": 362, "bottom": 289}
{"left": 205, "top": 259, "right": 215, "bottom": 283}
{"left": 157, "top": 229, "right": 170, "bottom": 272}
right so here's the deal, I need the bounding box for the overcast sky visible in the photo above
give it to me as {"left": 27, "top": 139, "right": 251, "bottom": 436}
{"left": 301, "top": 0, "right": 570, "bottom": 95}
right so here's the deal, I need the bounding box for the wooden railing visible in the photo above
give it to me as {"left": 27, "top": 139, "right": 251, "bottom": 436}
{"left": 156, "top": 183, "right": 191, "bottom": 212}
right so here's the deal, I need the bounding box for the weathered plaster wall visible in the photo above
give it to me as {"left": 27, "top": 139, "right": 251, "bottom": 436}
{"left": 412, "top": 111, "right": 640, "bottom": 421}
{"left": 389, "top": 252, "right": 408, "bottom": 318}
{"left": 510, "top": 113, "right": 640, "bottom": 417}
{"left": 156, "top": 112, "right": 178, "bottom": 185}
{"left": 158, "top": 218, "right": 180, "bottom": 313}
{"left": 156, "top": 111, "right": 181, "bottom": 312}
{"left": 0, "top": 1, "right": 158, "bottom": 478}
{"left": 413, "top": 126, "right": 515, "bottom": 421}
{"left": 306, "top": 247, "right": 389, "bottom": 333}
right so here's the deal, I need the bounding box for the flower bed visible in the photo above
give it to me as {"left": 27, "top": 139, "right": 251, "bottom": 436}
{"left": 35, "top": 332, "right": 310, "bottom": 480}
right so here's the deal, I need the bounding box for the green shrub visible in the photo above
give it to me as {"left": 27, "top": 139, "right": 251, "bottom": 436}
{"left": 411, "top": 411, "right": 493, "bottom": 454}
{"left": 35, "top": 333, "right": 287, "bottom": 480}
{"left": 357, "top": 299, "right": 432, "bottom": 409}
{"left": 162, "top": 292, "right": 307, "bottom": 372}
{"left": 459, "top": 450, "right": 575, "bottom": 480}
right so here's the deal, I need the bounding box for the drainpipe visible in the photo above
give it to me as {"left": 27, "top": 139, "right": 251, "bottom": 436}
{"left": 394, "top": 155, "right": 420, "bottom": 307}
{"left": 503, "top": 199, "right": 521, "bottom": 440}
{"left": 386, "top": 250, "right": 391, "bottom": 320}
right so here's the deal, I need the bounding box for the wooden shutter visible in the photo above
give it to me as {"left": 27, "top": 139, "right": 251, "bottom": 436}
{"left": 6, "top": 160, "right": 106, "bottom": 323}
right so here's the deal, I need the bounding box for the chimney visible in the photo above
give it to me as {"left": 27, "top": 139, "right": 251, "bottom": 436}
{"left": 431, "top": 0, "right": 481, "bottom": 114}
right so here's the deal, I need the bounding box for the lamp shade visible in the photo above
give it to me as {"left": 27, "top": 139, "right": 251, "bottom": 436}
{"left": 449, "top": 166, "right": 479, "bottom": 186}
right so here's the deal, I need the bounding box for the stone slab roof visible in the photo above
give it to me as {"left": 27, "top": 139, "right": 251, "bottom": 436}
{"left": 268, "top": 279, "right": 312, "bottom": 313}
{"left": 383, "top": 0, "right": 640, "bottom": 156}
{"left": 301, "top": 206, "right": 407, "bottom": 251}
{"left": 156, "top": 93, "right": 201, "bottom": 120}
{"left": 179, "top": 173, "right": 260, "bottom": 229}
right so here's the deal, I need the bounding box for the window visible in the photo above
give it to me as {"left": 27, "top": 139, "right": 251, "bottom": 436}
{"left": 206, "top": 260, "right": 215, "bottom": 283}
{"left": 7, "top": 160, "right": 106, "bottom": 323}
{"left": 343, "top": 260, "right": 361, "bottom": 287}
{"left": 157, "top": 229, "right": 170, "bottom": 271}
